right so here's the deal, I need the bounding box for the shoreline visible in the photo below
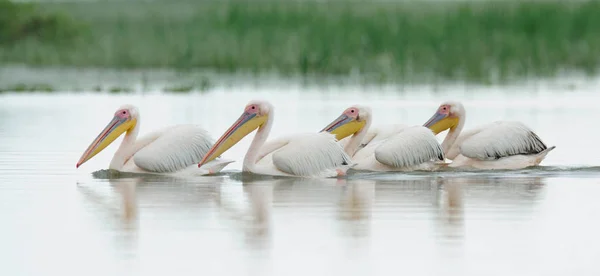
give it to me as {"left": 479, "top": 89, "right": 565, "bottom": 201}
{"left": 1, "top": 65, "right": 598, "bottom": 94}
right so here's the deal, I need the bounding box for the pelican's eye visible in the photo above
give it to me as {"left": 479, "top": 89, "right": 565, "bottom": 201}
{"left": 116, "top": 109, "right": 130, "bottom": 119}
{"left": 439, "top": 105, "right": 450, "bottom": 114}
{"left": 246, "top": 104, "right": 260, "bottom": 114}
{"left": 345, "top": 107, "right": 359, "bottom": 118}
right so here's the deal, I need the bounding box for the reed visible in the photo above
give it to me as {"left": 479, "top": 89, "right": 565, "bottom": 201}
{"left": 2, "top": 0, "right": 600, "bottom": 83}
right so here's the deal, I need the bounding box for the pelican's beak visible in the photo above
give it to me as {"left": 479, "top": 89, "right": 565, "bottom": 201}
{"left": 198, "top": 111, "right": 267, "bottom": 168}
{"left": 320, "top": 114, "right": 366, "bottom": 140}
{"left": 76, "top": 116, "right": 137, "bottom": 168}
{"left": 423, "top": 111, "right": 458, "bottom": 134}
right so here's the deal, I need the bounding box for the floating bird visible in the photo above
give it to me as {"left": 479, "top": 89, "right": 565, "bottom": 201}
{"left": 423, "top": 101, "right": 555, "bottom": 170}
{"left": 197, "top": 100, "right": 353, "bottom": 177}
{"left": 76, "top": 104, "right": 233, "bottom": 176}
{"left": 321, "top": 105, "right": 445, "bottom": 171}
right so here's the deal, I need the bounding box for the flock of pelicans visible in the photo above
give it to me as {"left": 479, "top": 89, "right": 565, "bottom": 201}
{"left": 76, "top": 100, "right": 555, "bottom": 178}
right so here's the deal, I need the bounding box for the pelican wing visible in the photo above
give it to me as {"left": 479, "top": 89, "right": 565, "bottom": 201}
{"left": 374, "top": 126, "right": 445, "bottom": 168}
{"left": 348, "top": 123, "right": 410, "bottom": 160}
{"left": 256, "top": 137, "right": 292, "bottom": 164}
{"left": 272, "top": 132, "right": 353, "bottom": 176}
{"left": 365, "top": 124, "right": 409, "bottom": 145}
{"left": 133, "top": 125, "right": 214, "bottom": 173}
{"left": 459, "top": 121, "right": 548, "bottom": 160}
{"left": 344, "top": 123, "right": 408, "bottom": 150}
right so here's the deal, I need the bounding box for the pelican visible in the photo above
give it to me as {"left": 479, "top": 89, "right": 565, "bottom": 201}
{"left": 76, "top": 104, "right": 233, "bottom": 176}
{"left": 320, "top": 105, "right": 445, "bottom": 171}
{"left": 197, "top": 100, "right": 354, "bottom": 178}
{"left": 423, "top": 101, "right": 556, "bottom": 170}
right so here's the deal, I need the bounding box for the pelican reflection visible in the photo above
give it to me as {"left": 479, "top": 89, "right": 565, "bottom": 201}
{"left": 77, "top": 177, "right": 140, "bottom": 227}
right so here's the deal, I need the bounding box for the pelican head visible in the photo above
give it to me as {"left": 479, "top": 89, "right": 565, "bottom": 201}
{"left": 423, "top": 101, "right": 464, "bottom": 134}
{"left": 198, "top": 100, "right": 271, "bottom": 167}
{"left": 76, "top": 105, "right": 139, "bottom": 168}
{"left": 321, "top": 105, "right": 371, "bottom": 140}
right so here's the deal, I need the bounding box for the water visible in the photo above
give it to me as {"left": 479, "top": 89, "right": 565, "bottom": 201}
{"left": 2, "top": 79, "right": 600, "bottom": 275}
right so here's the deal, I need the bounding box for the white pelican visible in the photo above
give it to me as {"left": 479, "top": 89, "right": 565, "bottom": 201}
{"left": 76, "top": 104, "right": 233, "bottom": 176}
{"left": 197, "top": 100, "right": 354, "bottom": 178}
{"left": 321, "top": 105, "right": 445, "bottom": 172}
{"left": 422, "top": 101, "right": 556, "bottom": 170}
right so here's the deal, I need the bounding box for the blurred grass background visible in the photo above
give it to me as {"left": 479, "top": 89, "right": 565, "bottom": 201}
{"left": 1, "top": 0, "right": 600, "bottom": 84}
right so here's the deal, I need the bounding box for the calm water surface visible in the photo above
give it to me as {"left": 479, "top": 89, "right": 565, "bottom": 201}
{"left": 1, "top": 82, "right": 600, "bottom": 275}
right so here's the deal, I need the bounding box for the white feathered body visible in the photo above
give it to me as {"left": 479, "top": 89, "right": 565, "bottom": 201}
{"left": 339, "top": 123, "right": 409, "bottom": 157}
{"left": 115, "top": 125, "right": 233, "bottom": 176}
{"left": 445, "top": 121, "right": 555, "bottom": 170}
{"left": 253, "top": 132, "right": 354, "bottom": 178}
{"left": 350, "top": 126, "right": 446, "bottom": 172}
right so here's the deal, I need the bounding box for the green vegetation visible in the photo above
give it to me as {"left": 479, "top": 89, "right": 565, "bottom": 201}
{"left": 0, "top": 0, "right": 81, "bottom": 46}
{"left": 163, "top": 77, "right": 213, "bottom": 93}
{"left": 2, "top": 0, "right": 600, "bottom": 83}
{"left": 107, "top": 86, "right": 134, "bottom": 94}
{"left": 0, "top": 83, "right": 54, "bottom": 93}
{"left": 163, "top": 85, "right": 196, "bottom": 93}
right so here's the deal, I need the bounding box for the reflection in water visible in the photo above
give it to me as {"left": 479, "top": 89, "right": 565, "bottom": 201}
{"left": 68, "top": 169, "right": 556, "bottom": 276}
{"left": 432, "top": 176, "right": 547, "bottom": 243}
{"left": 216, "top": 176, "right": 378, "bottom": 249}
{"left": 242, "top": 180, "right": 274, "bottom": 250}
{"left": 338, "top": 179, "right": 375, "bottom": 221}
{"left": 77, "top": 177, "right": 141, "bottom": 259}
{"left": 337, "top": 179, "right": 375, "bottom": 238}
{"left": 80, "top": 171, "right": 228, "bottom": 222}
{"left": 77, "top": 172, "right": 229, "bottom": 259}
{"left": 119, "top": 180, "right": 138, "bottom": 221}
{"left": 214, "top": 175, "right": 277, "bottom": 250}
{"left": 77, "top": 178, "right": 139, "bottom": 228}
{"left": 434, "top": 177, "right": 465, "bottom": 241}
{"left": 245, "top": 181, "right": 273, "bottom": 232}
{"left": 77, "top": 172, "right": 548, "bottom": 242}
{"left": 218, "top": 175, "right": 549, "bottom": 251}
